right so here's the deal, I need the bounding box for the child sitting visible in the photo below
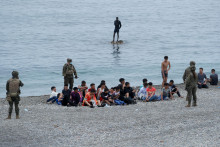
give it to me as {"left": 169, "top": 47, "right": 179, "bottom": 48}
{"left": 47, "top": 86, "right": 58, "bottom": 103}
{"left": 169, "top": 80, "right": 183, "bottom": 98}
{"left": 69, "top": 87, "right": 81, "bottom": 107}
{"left": 101, "top": 88, "right": 114, "bottom": 106}
{"left": 124, "top": 82, "right": 136, "bottom": 104}
{"left": 78, "top": 80, "right": 88, "bottom": 98}
{"left": 112, "top": 86, "right": 125, "bottom": 105}
{"left": 158, "top": 83, "right": 173, "bottom": 101}
{"left": 83, "top": 89, "right": 98, "bottom": 108}
{"left": 146, "top": 82, "right": 158, "bottom": 102}
{"left": 138, "top": 82, "right": 148, "bottom": 100}
{"left": 56, "top": 93, "right": 64, "bottom": 105}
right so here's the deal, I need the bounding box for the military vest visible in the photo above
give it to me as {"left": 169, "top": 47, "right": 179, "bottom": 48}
{"left": 9, "top": 78, "right": 20, "bottom": 97}
{"left": 65, "top": 64, "right": 74, "bottom": 75}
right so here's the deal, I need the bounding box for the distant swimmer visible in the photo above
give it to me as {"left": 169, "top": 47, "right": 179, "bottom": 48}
{"left": 113, "top": 17, "right": 122, "bottom": 43}
{"left": 161, "top": 56, "right": 171, "bottom": 87}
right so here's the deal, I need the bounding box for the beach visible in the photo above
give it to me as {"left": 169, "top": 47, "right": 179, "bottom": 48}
{"left": 0, "top": 83, "right": 220, "bottom": 147}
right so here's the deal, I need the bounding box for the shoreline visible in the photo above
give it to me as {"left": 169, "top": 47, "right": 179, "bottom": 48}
{"left": 0, "top": 83, "right": 187, "bottom": 99}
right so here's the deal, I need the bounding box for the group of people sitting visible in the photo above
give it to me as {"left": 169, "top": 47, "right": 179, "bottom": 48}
{"left": 46, "top": 78, "right": 184, "bottom": 108}
{"left": 197, "top": 68, "right": 218, "bottom": 89}
{"left": 47, "top": 78, "right": 137, "bottom": 108}
{"left": 46, "top": 68, "right": 218, "bottom": 108}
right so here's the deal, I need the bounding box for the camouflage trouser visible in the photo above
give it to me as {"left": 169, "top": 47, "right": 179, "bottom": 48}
{"left": 187, "top": 86, "right": 197, "bottom": 105}
{"left": 8, "top": 97, "right": 20, "bottom": 115}
{"left": 64, "top": 76, "right": 74, "bottom": 90}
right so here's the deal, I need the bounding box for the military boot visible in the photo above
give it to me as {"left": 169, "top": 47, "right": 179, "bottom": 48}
{"left": 185, "top": 103, "right": 191, "bottom": 107}
{"left": 16, "top": 115, "right": 20, "bottom": 119}
{"left": 192, "top": 103, "right": 197, "bottom": 107}
{"left": 6, "top": 114, "right": 11, "bottom": 119}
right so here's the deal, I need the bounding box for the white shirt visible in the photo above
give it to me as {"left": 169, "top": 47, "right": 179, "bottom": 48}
{"left": 138, "top": 87, "right": 147, "bottom": 98}
{"left": 50, "top": 91, "right": 58, "bottom": 98}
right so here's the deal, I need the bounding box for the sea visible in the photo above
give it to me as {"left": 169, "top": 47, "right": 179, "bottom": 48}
{"left": 0, "top": 0, "right": 220, "bottom": 98}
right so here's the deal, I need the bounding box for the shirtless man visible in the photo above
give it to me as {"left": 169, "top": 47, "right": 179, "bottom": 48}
{"left": 161, "top": 56, "right": 171, "bottom": 87}
{"left": 113, "top": 17, "right": 122, "bottom": 43}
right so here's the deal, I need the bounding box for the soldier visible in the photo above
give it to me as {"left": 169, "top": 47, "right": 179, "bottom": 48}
{"left": 62, "top": 58, "right": 78, "bottom": 90}
{"left": 182, "top": 61, "right": 196, "bottom": 101}
{"left": 185, "top": 65, "right": 198, "bottom": 107}
{"left": 6, "top": 71, "right": 24, "bottom": 119}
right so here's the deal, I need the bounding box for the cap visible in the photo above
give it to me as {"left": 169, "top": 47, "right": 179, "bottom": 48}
{"left": 190, "top": 61, "right": 195, "bottom": 66}
{"left": 12, "top": 71, "right": 19, "bottom": 77}
{"left": 67, "top": 58, "right": 72, "bottom": 62}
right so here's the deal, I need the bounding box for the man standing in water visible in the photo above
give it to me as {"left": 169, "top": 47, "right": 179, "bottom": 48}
{"left": 62, "top": 58, "right": 78, "bottom": 90}
{"left": 161, "top": 56, "right": 171, "bottom": 87}
{"left": 113, "top": 17, "right": 122, "bottom": 43}
{"left": 6, "top": 71, "right": 24, "bottom": 119}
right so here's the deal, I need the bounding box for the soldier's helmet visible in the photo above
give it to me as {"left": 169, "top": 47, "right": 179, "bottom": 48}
{"left": 67, "top": 58, "right": 72, "bottom": 63}
{"left": 190, "top": 61, "right": 196, "bottom": 66}
{"left": 190, "top": 65, "right": 196, "bottom": 71}
{"left": 12, "top": 71, "right": 19, "bottom": 78}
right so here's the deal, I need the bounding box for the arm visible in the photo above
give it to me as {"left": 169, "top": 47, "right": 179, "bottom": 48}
{"left": 97, "top": 88, "right": 100, "bottom": 97}
{"left": 20, "top": 80, "right": 24, "bottom": 87}
{"left": 183, "top": 70, "right": 186, "bottom": 82}
{"left": 62, "top": 64, "right": 66, "bottom": 76}
{"left": 168, "top": 61, "right": 171, "bottom": 72}
{"left": 204, "top": 74, "right": 207, "bottom": 84}
{"left": 161, "top": 63, "right": 165, "bottom": 78}
{"left": 149, "top": 91, "right": 155, "bottom": 99}
{"left": 73, "top": 65, "right": 78, "bottom": 78}
{"left": 161, "top": 92, "right": 163, "bottom": 101}
{"left": 6, "top": 80, "right": 9, "bottom": 94}
{"left": 119, "top": 21, "right": 122, "bottom": 29}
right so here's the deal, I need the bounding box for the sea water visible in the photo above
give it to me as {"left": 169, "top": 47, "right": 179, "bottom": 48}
{"left": 0, "top": 0, "right": 219, "bottom": 98}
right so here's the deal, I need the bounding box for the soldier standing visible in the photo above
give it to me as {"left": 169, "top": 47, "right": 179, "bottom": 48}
{"left": 182, "top": 61, "right": 196, "bottom": 101}
{"left": 185, "top": 65, "right": 198, "bottom": 107}
{"left": 6, "top": 71, "right": 24, "bottom": 119}
{"left": 62, "top": 58, "right": 78, "bottom": 90}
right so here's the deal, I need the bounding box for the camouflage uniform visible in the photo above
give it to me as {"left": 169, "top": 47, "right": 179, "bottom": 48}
{"left": 6, "top": 71, "right": 24, "bottom": 119}
{"left": 183, "top": 61, "right": 195, "bottom": 101}
{"left": 62, "top": 58, "right": 77, "bottom": 90}
{"left": 185, "top": 66, "right": 198, "bottom": 106}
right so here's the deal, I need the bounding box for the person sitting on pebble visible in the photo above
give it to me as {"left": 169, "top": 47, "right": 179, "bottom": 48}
{"left": 169, "top": 80, "right": 183, "bottom": 98}
{"left": 101, "top": 88, "right": 113, "bottom": 106}
{"left": 209, "top": 69, "right": 218, "bottom": 85}
{"left": 124, "top": 82, "right": 136, "bottom": 104}
{"left": 69, "top": 87, "right": 81, "bottom": 107}
{"left": 78, "top": 80, "right": 88, "bottom": 98}
{"left": 158, "top": 83, "right": 173, "bottom": 101}
{"left": 198, "top": 68, "right": 208, "bottom": 89}
{"left": 47, "top": 86, "right": 58, "bottom": 103}
{"left": 146, "top": 82, "right": 158, "bottom": 102}
{"left": 56, "top": 93, "right": 64, "bottom": 105}
{"left": 112, "top": 86, "right": 125, "bottom": 105}
{"left": 62, "top": 84, "right": 72, "bottom": 106}
{"left": 138, "top": 82, "right": 148, "bottom": 100}
{"left": 83, "top": 89, "right": 98, "bottom": 108}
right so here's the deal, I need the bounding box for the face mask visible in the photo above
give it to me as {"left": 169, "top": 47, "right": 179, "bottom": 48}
{"left": 70, "top": 62, "right": 72, "bottom": 64}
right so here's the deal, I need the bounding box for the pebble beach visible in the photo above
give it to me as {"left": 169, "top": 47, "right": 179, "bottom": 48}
{"left": 0, "top": 83, "right": 220, "bottom": 147}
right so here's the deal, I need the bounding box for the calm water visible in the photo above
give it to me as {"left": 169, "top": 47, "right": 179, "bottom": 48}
{"left": 0, "top": 0, "right": 220, "bottom": 98}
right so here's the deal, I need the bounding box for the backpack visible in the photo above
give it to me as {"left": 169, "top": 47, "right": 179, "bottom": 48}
{"left": 65, "top": 64, "right": 74, "bottom": 75}
{"left": 9, "top": 78, "right": 20, "bottom": 97}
